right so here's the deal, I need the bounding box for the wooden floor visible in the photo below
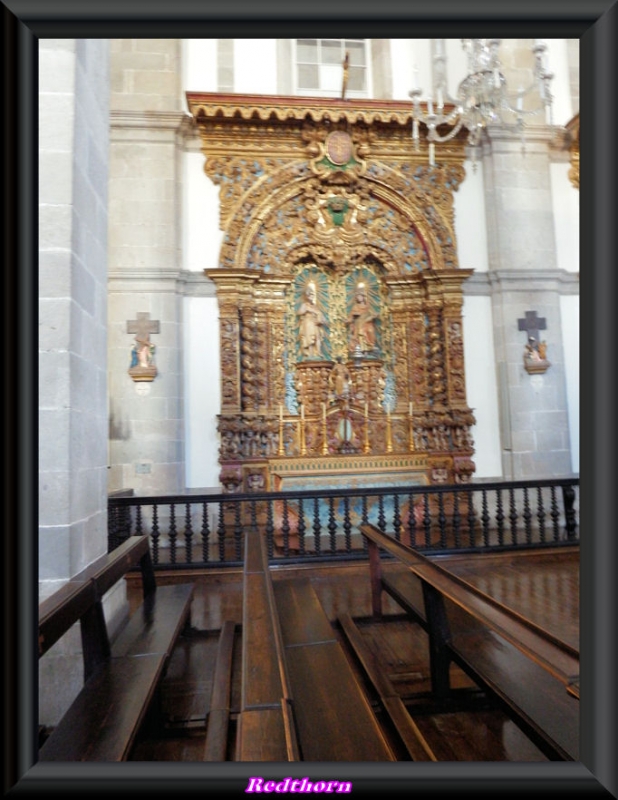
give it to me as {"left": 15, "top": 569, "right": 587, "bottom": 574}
{"left": 125, "top": 546, "right": 579, "bottom": 762}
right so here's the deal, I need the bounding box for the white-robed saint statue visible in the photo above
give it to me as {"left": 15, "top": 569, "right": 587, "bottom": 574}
{"left": 347, "top": 282, "right": 377, "bottom": 354}
{"left": 297, "top": 281, "right": 327, "bottom": 359}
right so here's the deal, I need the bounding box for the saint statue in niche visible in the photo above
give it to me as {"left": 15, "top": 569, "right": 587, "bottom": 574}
{"left": 347, "top": 281, "right": 378, "bottom": 354}
{"left": 297, "top": 281, "right": 327, "bottom": 359}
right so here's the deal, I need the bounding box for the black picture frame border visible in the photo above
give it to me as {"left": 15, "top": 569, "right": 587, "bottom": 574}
{"left": 4, "top": 0, "right": 615, "bottom": 796}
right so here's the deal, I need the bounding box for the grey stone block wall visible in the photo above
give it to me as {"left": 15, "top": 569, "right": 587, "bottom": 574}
{"left": 481, "top": 133, "right": 576, "bottom": 479}
{"left": 107, "top": 39, "right": 186, "bottom": 497}
{"left": 38, "top": 38, "right": 112, "bottom": 725}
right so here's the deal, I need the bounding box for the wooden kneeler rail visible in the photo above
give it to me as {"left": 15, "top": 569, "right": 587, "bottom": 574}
{"left": 203, "top": 620, "right": 237, "bottom": 761}
{"left": 338, "top": 612, "right": 437, "bottom": 761}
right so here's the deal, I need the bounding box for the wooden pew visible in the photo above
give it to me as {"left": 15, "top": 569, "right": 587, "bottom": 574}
{"left": 237, "top": 528, "right": 395, "bottom": 761}
{"left": 235, "top": 527, "right": 299, "bottom": 761}
{"left": 272, "top": 576, "right": 397, "bottom": 761}
{"left": 38, "top": 535, "right": 195, "bottom": 761}
{"left": 360, "top": 523, "right": 579, "bottom": 762}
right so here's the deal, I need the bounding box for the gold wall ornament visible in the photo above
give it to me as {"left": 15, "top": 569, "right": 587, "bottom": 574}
{"left": 326, "top": 130, "right": 353, "bottom": 165}
{"left": 190, "top": 93, "right": 477, "bottom": 489}
{"left": 565, "top": 113, "right": 580, "bottom": 190}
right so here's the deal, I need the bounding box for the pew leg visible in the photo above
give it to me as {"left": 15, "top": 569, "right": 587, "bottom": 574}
{"left": 368, "top": 540, "right": 383, "bottom": 618}
{"left": 422, "top": 583, "right": 452, "bottom": 700}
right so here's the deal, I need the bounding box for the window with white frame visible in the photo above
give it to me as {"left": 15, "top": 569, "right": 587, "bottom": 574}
{"left": 295, "top": 39, "right": 369, "bottom": 97}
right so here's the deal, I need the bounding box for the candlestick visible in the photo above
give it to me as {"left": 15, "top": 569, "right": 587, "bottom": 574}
{"left": 278, "top": 409, "right": 284, "bottom": 456}
{"left": 409, "top": 401, "right": 413, "bottom": 417}
{"left": 386, "top": 409, "right": 393, "bottom": 454}
{"left": 321, "top": 403, "right": 328, "bottom": 455}
{"left": 365, "top": 402, "right": 369, "bottom": 419}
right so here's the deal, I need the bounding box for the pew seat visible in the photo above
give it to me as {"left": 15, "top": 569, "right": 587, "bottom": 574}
{"left": 38, "top": 536, "right": 195, "bottom": 761}
{"left": 272, "top": 576, "right": 397, "bottom": 761}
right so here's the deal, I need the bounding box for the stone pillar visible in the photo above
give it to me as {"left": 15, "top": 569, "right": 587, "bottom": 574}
{"left": 482, "top": 131, "right": 573, "bottom": 478}
{"left": 107, "top": 39, "right": 186, "bottom": 495}
{"left": 38, "top": 39, "right": 112, "bottom": 724}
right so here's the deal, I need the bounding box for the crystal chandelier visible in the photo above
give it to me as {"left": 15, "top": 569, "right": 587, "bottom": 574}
{"left": 409, "top": 39, "right": 554, "bottom": 167}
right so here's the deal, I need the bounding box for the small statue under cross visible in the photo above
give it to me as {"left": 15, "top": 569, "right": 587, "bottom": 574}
{"left": 517, "top": 310, "right": 550, "bottom": 374}
{"left": 127, "top": 312, "right": 160, "bottom": 382}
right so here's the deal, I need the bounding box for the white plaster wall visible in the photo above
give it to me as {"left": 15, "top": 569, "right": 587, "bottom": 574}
{"left": 182, "top": 39, "right": 218, "bottom": 109}
{"left": 560, "top": 295, "right": 579, "bottom": 474}
{"left": 454, "top": 159, "right": 489, "bottom": 272}
{"left": 234, "top": 39, "right": 278, "bottom": 94}
{"left": 445, "top": 38, "right": 468, "bottom": 99}
{"left": 544, "top": 39, "right": 573, "bottom": 126}
{"left": 390, "top": 39, "right": 416, "bottom": 101}
{"left": 183, "top": 296, "right": 222, "bottom": 488}
{"left": 550, "top": 162, "right": 579, "bottom": 274}
{"left": 462, "top": 295, "right": 503, "bottom": 478}
{"left": 183, "top": 150, "right": 223, "bottom": 272}
{"left": 551, "top": 161, "right": 579, "bottom": 474}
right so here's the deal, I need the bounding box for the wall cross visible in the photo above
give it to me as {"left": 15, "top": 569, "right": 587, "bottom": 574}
{"left": 127, "top": 312, "right": 160, "bottom": 344}
{"left": 517, "top": 310, "right": 546, "bottom": 343}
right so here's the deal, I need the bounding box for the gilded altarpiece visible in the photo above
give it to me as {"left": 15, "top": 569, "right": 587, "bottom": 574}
{"left": 187, "top": 94, "right": 476, "bottom": 495}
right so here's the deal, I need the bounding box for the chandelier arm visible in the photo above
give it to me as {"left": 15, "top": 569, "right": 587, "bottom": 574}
{"left": 409, "top": 39, "right": 555, "bottom": 166}
{"left": 427, "top": 117, "right": 466, "bottom": 143}
{"left": 502, "top": 100, "right": 550, "bottom": 119}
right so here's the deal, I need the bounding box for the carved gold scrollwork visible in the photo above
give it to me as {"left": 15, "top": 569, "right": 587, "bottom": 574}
{"left": 565, "top": 113, "right": 579, "bottom": 191}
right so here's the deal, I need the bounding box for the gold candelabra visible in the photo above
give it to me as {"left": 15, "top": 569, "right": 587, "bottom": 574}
{"left": 321, "top": 403, "right": 329, "bottom": 455}
{"left": 299, "top": 403, "right": 306, "bottom": 456}
{"left": 386, "top": 409, "right": 393, "bottom": 454}
{"left": 408, "top": 402, "right": 415, "bottom": 452}
{"left": 278, "top": 404, "right": 285, "bottom": 455}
